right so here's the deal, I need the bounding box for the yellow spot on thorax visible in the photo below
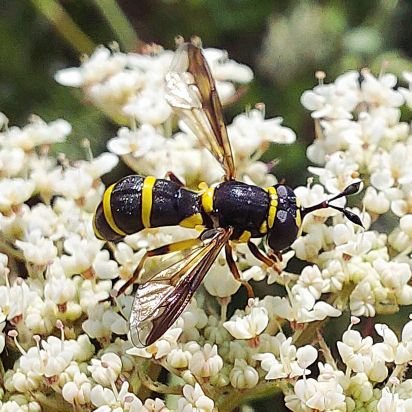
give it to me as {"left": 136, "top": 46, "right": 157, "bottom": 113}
{"left": 266, "top": 186, "right": 278, "bottom": 229}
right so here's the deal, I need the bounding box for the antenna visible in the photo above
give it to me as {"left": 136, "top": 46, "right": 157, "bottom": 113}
{"left": 300, "top": 181, "right": 364, "bottom": 227}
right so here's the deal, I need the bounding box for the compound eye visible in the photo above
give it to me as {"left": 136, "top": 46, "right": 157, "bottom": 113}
{"left": 267, "top": 209, "right": 300, "bottom": 252}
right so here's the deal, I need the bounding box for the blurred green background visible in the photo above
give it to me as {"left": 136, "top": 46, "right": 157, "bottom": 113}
{"left": 1, "top": 0, "right": 411, "bottom": 185}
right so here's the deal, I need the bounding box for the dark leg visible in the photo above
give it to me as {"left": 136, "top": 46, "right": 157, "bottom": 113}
{"left": 165, "top": 171, "right": 185, "bottom": 186}
{"left": 113, "top": 237, "right": 203, "bottom": 297}
{"left": 247, "top": 241, "right": 281, "bottom": 273}
{"left": 225, "top": 243, "right": 254, "bottom": 298}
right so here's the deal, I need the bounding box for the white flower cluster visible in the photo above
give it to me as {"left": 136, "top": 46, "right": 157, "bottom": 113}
{"left": 292, "top": 69, "right": 412, "bottom": 321}
{"left": 55, "top": 43, "right": 253, "bottom": 127}
{"left": 286, "top": 316, "right": 412, "bottom": 411}
{"left": 1, "top": 37, "right": 412, "bottom": 411}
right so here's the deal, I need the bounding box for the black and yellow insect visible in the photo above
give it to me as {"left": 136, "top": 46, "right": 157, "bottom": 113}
{"left": 93, "top": 38, "right": 363, "bottom": 348}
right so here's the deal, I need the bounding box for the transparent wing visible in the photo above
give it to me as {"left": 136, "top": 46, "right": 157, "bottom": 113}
{"left": 165, "top": 41, "right": 236, "bottom": 180}
{"left": 129, "top": 228, "right": 232, "bottom": 347}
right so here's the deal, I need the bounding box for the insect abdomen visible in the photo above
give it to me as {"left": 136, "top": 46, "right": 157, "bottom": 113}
{"left": 93, "top": 175, "right": 203, "bottom": 241}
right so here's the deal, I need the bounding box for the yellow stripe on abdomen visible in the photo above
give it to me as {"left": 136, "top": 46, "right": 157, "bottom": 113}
{"left": 103, "top": 184, "right": 126, "bottom": 236}
{"left": 92, "top": 213, "right": 105, "bottom": 240}
{"left": 141, "top": 176, "right": 157, "bottom": 228}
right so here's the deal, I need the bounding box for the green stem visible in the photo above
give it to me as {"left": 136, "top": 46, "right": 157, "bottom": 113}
{"left": 33, "top": 392, "right": 73, "bottom": 412}
{"left": 0, "top": 240, "right": 24, "bottom": 262}
{"left": 136, "top": 362, "right": 182, "bottom": 395}
{"left": 30, "top": 0, "right": 95, "bottom": 54}
{"left": 92, "top": 0, "right": 140, "bottom": 51}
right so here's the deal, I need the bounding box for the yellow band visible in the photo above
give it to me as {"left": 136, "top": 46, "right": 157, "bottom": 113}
{"left": 267, "top": 186, "right": 278, "bottom": 229}
{"left": 103, "top": 184, "right": 126, "bottom": 236}
{"left": 92, "top": 214, "right": 105, "bottom": 240}
{"left": 180, "top": 213, "right": 203, "bottom": 228}
{"left": 295, "top": 208, "right": 302, "bottom": 229}
{"left": 201, "top": 187, "right": 215, "bottom": 214}
{"left": 259, "top": 220, "right": 268, "bottom": 234}
{"left": 238, "top": 230, "right": 251, "bottom": 243}
{"left": 141, "top": 176, "right": 156, "bottom": 228}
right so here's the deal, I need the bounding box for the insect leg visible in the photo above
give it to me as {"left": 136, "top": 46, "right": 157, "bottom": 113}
{"left": 247, "top": 241, "right": 282, "bottom": 274}
{"left": 113, "top": 237, "right": 204, "bottom": 298}
{"left": 224, "top": 242, "right": 254, "bottom": 298}
{"left": 165, "top": 171, "right": 185, "bottom": 186}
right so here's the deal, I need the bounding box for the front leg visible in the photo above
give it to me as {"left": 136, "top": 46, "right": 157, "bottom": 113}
{"left": 247, "top": 241, "right": 282, "bottom": 274}
{"left": 225, "top": 242, "right": 254, "bottom": 298}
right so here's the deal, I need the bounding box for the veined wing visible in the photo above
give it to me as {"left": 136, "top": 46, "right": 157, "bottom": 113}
{"left": 129, "top": 228, "right": 232, "bottom": 347}
{"left": 165, "top": 41, "right": 236, "bottom": 180}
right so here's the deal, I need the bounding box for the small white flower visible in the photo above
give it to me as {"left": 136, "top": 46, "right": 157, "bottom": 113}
{"left": 400, "top": 215, "right": 412, "bottom": 238}
{"left": 55, "top": 46, "right": 128, "bottom": 87}
{"left": 337, "top": 329, "right": 375, "bottom": 374}
{"left": 78, "top": 278, "right": 112, "bottom": 309}
{"left": 296, "top": 265, "right": 325, "bottom": 299}
{"left": 204, "top": 47, "right": 253, "bottom": 84}
{"left": 82, "top": 152, "right": 119, "bottom": 180}
{"left": 107, "top": 125, "right": 165, "bottom": 157}
{"left": 0, "top": 315, "right": 5, "bottom": 353}
{"left": 82, "top": 303, "right": 115, "bottom": 340}
{"left": 223, "top": 306, "right": 268, "bottom": 339}
{"left": 123, "top": 88, "right": 172, "bottom": 125}
{"left": 347, "top": 372, "right": 373, "bottom": 403}
{"left": 285, "top": 377, "right": 346, "bottom": 411}
{"left": 44, "top": 268, "right": 76, "bottom": 305}
{"left": 61, "top": 235, "right": 117, "bottom": 279}
{"left": 127, "top": 327, "right": 182, "bottom": 359}
{"left": 41, "top": 335, "right": 74, "bottom": 377}
{"left": 88, "top": 353, "right": 122, "bottom": 386}
{"left": 377, "top": 387, "right": 412, "bottom": 412}
{"left": 62, "top": 372, "right": 92, "bottom": 406}
{"left": 2, "top": 116, "right": 71, "bottom": 150}
{"left": 271, "top": 286, "right": 341, "bottom": 323}
{"left": 15, "top": 230, "right": 57, "bottom": 266}
{"left": 301, "top": 71, "right": 360, "bottom": 119}
{"left": 204, "top": 261, "right": 240, "bottom": 297}
{"left": 229, "top": 359, "right": 259, "bottom": 389}
{"left": 91, "top": 381, "right": 143, "bottom": 411}
{"left": 254, "top": 335, "right": 317, "bottom": 380}
{"left": 228, "top": 109, "right": 296, "bottom": 160}
{"left": 166, "top": 348, "right": 192, "bottom": 369}
{"left": 0, "top": 147, "right": 25, "bottom": 177}
{"left": 188, "top": 344, "right": 223, "bottom": 378}
{"left": 142, "top": 398, "right": 170, "bottom": 412}
{"left": 361, "top": 70, "right": 404, "bottom": 109}
{"left": 176, "top": 383, "right": 214, "bottom": 412}
{"left": 350, "top": 281, "right": 376, "bottom": 317}
{"left": 363, "top": 187, "right": 390, "bottom": 214}
{"left": 56, "top": 167, "right": 94, "bottom": 201}
{"left": 0, "top": 178, "right": 35, "bottom": 212}
{"left": 308, "top": 152, "right": 359, "bottom": 194}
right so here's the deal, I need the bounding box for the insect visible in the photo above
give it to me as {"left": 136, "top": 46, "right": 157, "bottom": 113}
{"left": 93, "top": 38, "right": 363, "bottom": 348}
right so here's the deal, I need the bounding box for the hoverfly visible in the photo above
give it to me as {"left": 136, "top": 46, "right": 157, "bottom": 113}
{"left": 93, "top": 37, "right": 363, "bottom": 348}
